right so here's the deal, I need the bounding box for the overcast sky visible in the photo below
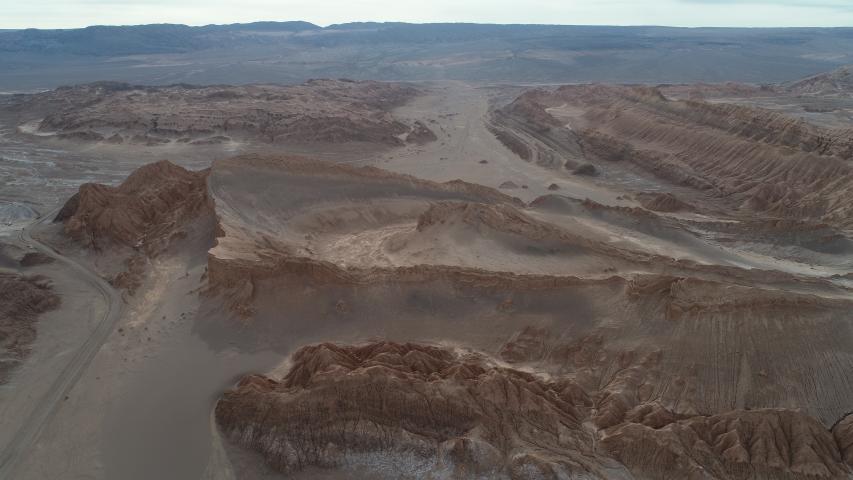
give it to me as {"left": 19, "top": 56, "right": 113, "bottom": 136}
{"left": 3, "top": 0, "right": 853, "bottom": 29}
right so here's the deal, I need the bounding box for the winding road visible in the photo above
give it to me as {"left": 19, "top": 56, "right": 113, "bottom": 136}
{"left": 0, "top": 209, "right": 123, "bottom": 478}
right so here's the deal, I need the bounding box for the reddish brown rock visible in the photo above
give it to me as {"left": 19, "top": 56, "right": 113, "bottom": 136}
{"left": 56, "top": 160, "right": 212, "bottom": 254}
{"left": 636, "top": 192, "right": 695, "bottom": 213}
{"left": 0, "top": 273, "right": 60, "bottom": 384}
{"left": 216, "top": 341, "right": 601, "bottom": 477}
{"left": 602, "top": 409, "right": 852, "bottom": 479}
{"left": 24, "top": 79, "right": 420, "bottom": 146}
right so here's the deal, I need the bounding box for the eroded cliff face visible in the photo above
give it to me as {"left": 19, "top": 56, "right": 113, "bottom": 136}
{"left": 14, "top": 79, "right": 433, "bottom": 147}
{"left": 217, "top": 340, "right": 853, "bottom": 480}
{"left": 207, "top": 238, "right": 853, "bottom": 478}
{"left": 55, "top": 160, "right": 213, "bottom": 254}
{"left": 787, "top": 66, "right": 853, "bottom": 96}
{"left": 51, "top": 153, "right": 853, "bottom": 479}
{"left": 635, "top": 192, "right": 695, "bottom": 213}
{"left": 216, "top": 341, "right": 604, "bottom": 478}
{"left": 495, "top": 84, "right": 853, "bottom": 229}
{"left": 207, "top": 249, "right": 853, "bottom": 478}
{"left": 54, "top": 160, "right": 214, "bottom": 292}
{"left": 0, "top": 273, "right": 60, "bottom": 384}
{"left": 602, "top": 409, "right": 850, "bottom": 480}
{"left": 834, "top": 414, "right": 853, "bottom": 466}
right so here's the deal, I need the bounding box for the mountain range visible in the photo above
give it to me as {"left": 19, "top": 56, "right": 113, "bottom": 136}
{"left": 3, "top": 22, "right": 853, "bottom": 90}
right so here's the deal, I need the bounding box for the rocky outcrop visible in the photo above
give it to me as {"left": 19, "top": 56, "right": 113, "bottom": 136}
{"left": 19, "top": 79, "right": 423, "bottom": 146}
{"left": 487, "top": 125, "right": 532, "bottom": 160}
{"left": 55, "top": 160, "right": 212, "bottom": 254}
{"left": 834, "top": 414, "right": 853, "bottom": 465}
{"left": 18, "top": 252, "right": 55, "bottom": 267}
{"left": 216, "top": 341, "right": 604, "bottom": 478}
{"left": 500, "top": 84, "right": 853, "bottom": 228}
{"left": 53, "top": 153, "right": 853, "bottom": 479}
{"left": 501, "top": 90, "right": 562, "bottom": 132}
{"left": 204, "top": 153, "right": 840, "bottom": 317}
{"left": 407, "top": 120, "right": 438, "bottom": 144}
{"left": 55, "top": 160, "right": 214, "bottom": 294}
{"left": 636, "top": 192, "right": 695, "bottom": 213}
{"left": 602, "top": 409, "right": 852, "bottom": 479}
{"left": 685, "top": 217, "right": 853, "bottom": 254}
{"left": 787, "top": 66, "right": 853, "bottom": 95}
{"left": 0, "top": 273, "right": 60, "bottom": 384}
{"left": 571, "top": 163, "right": 597, "bottom": 176}
{"left": 218, "top": 340, "right": 853, "bottom": 479}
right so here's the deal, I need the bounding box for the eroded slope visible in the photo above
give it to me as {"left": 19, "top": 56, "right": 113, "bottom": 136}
{"left": 0, "top": 273, "right": 60, "bottom": 384}
{"left": 11, "top": 79, "right": 431, "bottom": 147}
{"left": 48, "top": 150, "right": 853, "bottom": 479}
{"left": 218, "top": 338, "right": 853, "bottom": 480}
{"left": 54, "top": 159, "right": 214, "bottom": 292}
{"left": 493, "top": 84, "right": 853, "bottom": 229}
{"left": 55, "top": 160, "right": 212, "bottom": 253}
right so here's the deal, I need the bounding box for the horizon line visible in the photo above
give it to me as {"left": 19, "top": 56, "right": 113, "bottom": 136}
{"left": 3, "top": 20, "right": 853, "bottom": 31}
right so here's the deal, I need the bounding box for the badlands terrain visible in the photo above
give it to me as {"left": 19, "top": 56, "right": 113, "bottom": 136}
{"left": 11, "top": 80, "right": 429, "bottom": 147}
{"left": 0, "top": 61, "right": 853, "bottom": 479}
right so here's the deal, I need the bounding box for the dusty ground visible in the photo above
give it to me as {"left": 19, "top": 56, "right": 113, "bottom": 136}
{"left": 1, "top": 78, "right": 852, "bottom": 479}
{"left": 0, "top": 233, "right": 105, "bottom": 474}
{"left": 375, "top": 82, "right": 631, "bottom": 205}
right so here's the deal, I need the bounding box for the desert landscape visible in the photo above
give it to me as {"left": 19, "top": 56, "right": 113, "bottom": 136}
{"left": 1, "top": 16, "right": 853, "bottom": 480}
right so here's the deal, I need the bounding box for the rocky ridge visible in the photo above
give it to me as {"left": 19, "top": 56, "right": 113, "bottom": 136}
{"left": 218, "top": 340, "right": 853, "bottom": 479}
{"left": 0, "top": 273, "right": 60, "bottom": 384}
{"left": 495, "top": 84, "right": 853, "bottom": 228}
{"left": 51, "top": 155, "right": 853, "bottom": 479}
{"left": 13, "top": 79, "right": 432, "bottom": 147}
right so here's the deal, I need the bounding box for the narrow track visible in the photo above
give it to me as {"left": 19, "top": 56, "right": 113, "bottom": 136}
{"left": 0, "top": 209, "right": 123, "bottom": 478}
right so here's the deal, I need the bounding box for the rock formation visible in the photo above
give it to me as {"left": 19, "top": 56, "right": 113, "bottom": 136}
{"left": 216, "top": 341, "right": 608, "bottom": 478}
{"left": 636, "top": 192, "right": 695, "bottom": 213}
{"left": 495, "top": 84, "right": 853, "bottom": 228}
{"left": 602, "top": 408, "right": 852, "bottom": 479}
{"left": 55, "top": 160, "right": 212, "bottom": 254}
{"left": 49, "top": 152, "right": 853, "bottom": 479}
{"left": 218, "top": 340, "right": 853, "bottom": 479}
{"left": 787, "top": 66, "right": 853, "bottom": 95}
{"left": 0, "top": 273, "right": 60, "bottom": 384}
{"left": 18, "top": 252, "right": 55, "bottom": 267}
{"left": 55, "top": 160, "right": 214, "bottom": 293}
{"left": 14, "top": 79, "right": 429, "bottom": 147}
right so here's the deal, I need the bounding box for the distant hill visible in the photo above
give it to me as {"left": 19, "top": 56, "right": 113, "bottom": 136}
{"left": 2, "top": 22, "right": 853, "bottom": 90}
{"left": 0, "top": 22, "right": 320, "bottom": 56}
{"left": 787, "top": 65, "right": 853, "bottom": 95}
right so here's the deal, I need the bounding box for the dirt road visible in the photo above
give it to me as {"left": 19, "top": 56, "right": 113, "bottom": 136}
{"left": 0, "top": 210, "right": 123, "bottom": 478}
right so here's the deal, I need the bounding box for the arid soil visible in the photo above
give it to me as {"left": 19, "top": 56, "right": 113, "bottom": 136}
{"left": 6, "top": 73, "right": 853, "bottom": 480}
{"left": 45, "top": 147, "right": 852, "bottom": 478}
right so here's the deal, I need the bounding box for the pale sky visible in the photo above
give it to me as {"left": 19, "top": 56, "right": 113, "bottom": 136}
{"left": 2, "top": 0, "right": 853, "bottom": 29}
